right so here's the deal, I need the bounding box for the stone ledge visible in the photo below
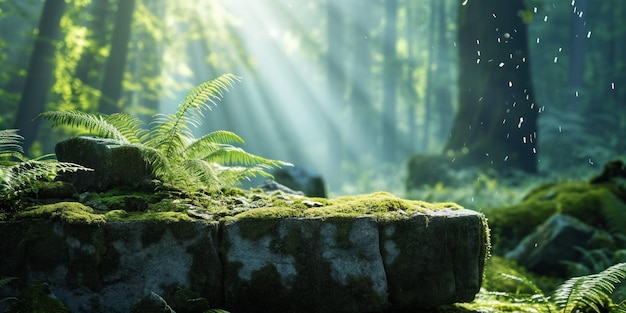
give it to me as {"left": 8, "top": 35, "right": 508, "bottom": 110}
{"left": 0, "top": 208, "right": 488, "bottom": 313}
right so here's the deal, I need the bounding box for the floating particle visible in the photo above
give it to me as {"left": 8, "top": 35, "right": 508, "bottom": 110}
{"left": 518, "top": 117, "right": 524, "bottom": 128}
{"left": 587, "top": 31, "right": 592, "bottom": 38}
{"left": 554, "top": 56, "right": 558, "bottom": 63}
{"left": 499, "top": 62, "right": 504, "bottom": 67}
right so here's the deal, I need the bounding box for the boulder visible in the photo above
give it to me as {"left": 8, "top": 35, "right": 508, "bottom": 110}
{"left": 273, "top": 165, "right": 327, "bottom": 197}
{"left": 380, "top": 208, "right": 489, "bottom": 308}
{"left": 0, "top": 219, "right": 222, "bottom": 313}
{"left": 0, "top": 195, "right": 489, "bottom": 312}
{"left": 55, "top": 136, "right": 153, "bottom": 192}
{"left": 506, "top": 214, "right": 602, "bottom": 276}
{"left": 222, "top": 208, "right": 488, "bottom": 312}
{"left": 223, "top": 217, "right": 388, "bottom": 313}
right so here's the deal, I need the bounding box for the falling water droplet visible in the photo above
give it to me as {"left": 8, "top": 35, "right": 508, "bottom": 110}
{"left": 499, "top": 62, "right": 504, "bottom": 67}
{"left": 462, "top": 0, "right": 468, "bottom": 5}
{"left": 587, "top": 31, "right": 592, "bottom": 38}
{"left": 554, "top": 56, "right": 558, "bottom": 63}
{"left": 518, "top": 117, "right": 524, "bottom": 128}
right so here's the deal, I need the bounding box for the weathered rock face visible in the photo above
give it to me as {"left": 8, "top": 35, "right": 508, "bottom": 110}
{"left": 506, "top": 214, "right": 615, "bottom": 277}
{"left": 272, "top": 165, "right": 327, "bottom": 198}
{"left": 0, "top": 208, "right": 488, "bottom": 313}
{"left": 0, "top": 220, "right": 222, "bottom": 313}
{"left": 55, "top": 136, "right": 153, "bottom": 192}
{"left": 380, "top": 209, "right": 488, "bottom": 308}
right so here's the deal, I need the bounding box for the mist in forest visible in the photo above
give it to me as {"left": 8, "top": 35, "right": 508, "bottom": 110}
{"left": 1, "top": 0, "right": 625, "bottom": 196}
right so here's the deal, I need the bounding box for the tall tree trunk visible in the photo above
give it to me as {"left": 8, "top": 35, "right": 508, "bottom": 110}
{"left": 13, "top": 0, "right": 66, "bottom": 154}
{"left": 382, "top": 0, "right": 397, "bottom": 160}
{"left": 349, "top": 0, "right": 374, "bottom": 160}
{"left": 130, "top": 0, "right": 165, "bottom": 124}
{"left": 98, "top": 0, "right": 136, "bottom": 114}
{"left": 422, "top": 0, "right": 436, "bottom": 151}
{"left": 567, "top": 0, "right": 587, "bottom": 109}
{"left": 434, "top": 0, "right": 453, "bottom": 146}
{"left": 446, "top": 0, "right": 538, "bottom": 173}
{"left": 404, "top": 0, "right": 418, "bottom": 153}
{"left": 74, "top": 0, "right": 111, "bottom": 91}
{"left": 326, "top": 0, "right": 346, "bottom": 186}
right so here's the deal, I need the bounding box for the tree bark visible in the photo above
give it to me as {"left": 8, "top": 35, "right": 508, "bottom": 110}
{"left": 566, "top": 0, "right": 587, "bottom": 109}
{"left": 446, "top": 0, "right": 538, "bottom": 173}
{"left": 98, "top": 0, "right": 136, "bottom": 114}
{"left": 325, "top": 0, "right": 346, "bottom": 186}
{"left": 13, "top": 0, "right": 66, "bottom": 154}
{"left": 382, "top": 0, "right": 398, "bottom": 160}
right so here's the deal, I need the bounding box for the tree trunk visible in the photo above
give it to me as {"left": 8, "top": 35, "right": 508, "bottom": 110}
{"left": 98, "top": 0, "right": 136, "bottom": 114}
{"left": 13, "top": 0, "right": 66, "bottom": 154}
{"left": 382, "top": 0, "right": 398, "bottom": 160}
{"left": 446, "top": 0, "right": 538, "bottom": 173}
{"left": 422, "top": 0, "right": 436, "bottom": 151}
{"left": 349, "top": 0, "right": 374, "bottom": 160}
{"left": 566, "top": 0, "right": 587, "bottom": 109}
{"left": 434, "top": 0, "right": 454, "bottom": 147}
{"left": 325, "top": 0, "right": 346, "bottom": 186}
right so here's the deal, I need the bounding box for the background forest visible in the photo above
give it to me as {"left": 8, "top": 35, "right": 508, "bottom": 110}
{"left": 0, "top": 0, "right": 624, "bottom": 200}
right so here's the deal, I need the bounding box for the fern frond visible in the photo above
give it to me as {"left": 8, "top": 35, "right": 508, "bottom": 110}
{"left": 184, "top": 131, "right": 244, "bottom": 160}
{"left": 552, "top": 262, "right": 626, "bottom": 313}
{"left": 37, "top": 110, "right": 130, "bottom": 143}
{"left": 0, "top": 129, "right": 24, "bottom": 156}
{"left": 180, "top": 159, "right": 221, "bottom": 189}
{"left": 0, "top": 160, "right": 92, "bottom": 195}
{"left": 148, "top": 74, "right": 239, "bottom": 161}
{"left": 145, "top": 113, "right": 193, "bottom": 158}
{"left": 0, "top": 277, "right": 17, "bottom": 288}
{"left": 205, "top": 146, "right": 291, "bottom": 169}
{"left": 105, "top": 113, "right": 147, "bottom": 144}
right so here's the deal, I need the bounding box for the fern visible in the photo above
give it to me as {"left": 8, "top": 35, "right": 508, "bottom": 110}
{"left": 0, "top": 276, "right": 18, "bottom": 304}
{"left": 38, "top": 73, "right": 292, "bottom": 194}
{"left": 0, "top": 129, "right": 91, "bottom": 200}
{"left": 552, "top": 262, "right": 626, "bottom": 313}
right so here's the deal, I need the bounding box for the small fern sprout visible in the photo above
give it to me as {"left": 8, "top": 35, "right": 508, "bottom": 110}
{"left": 38, "top": 73, "right": 292, "bottom": 194}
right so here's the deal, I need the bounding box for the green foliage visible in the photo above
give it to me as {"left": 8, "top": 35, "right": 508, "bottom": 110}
{"left": 0, "top": 277, "right": 18, "bottom": 304}
{"left": 0, "top": 129, "right": 91, "bottom": 201}
{"left": 552, "top": 262, "right": 626, "bottom": 313}
{"left": 475, "top": 263, "right": 626, "bottom": 313}
{"left": 38, "top": 74, "right": 291, "bottom": 194}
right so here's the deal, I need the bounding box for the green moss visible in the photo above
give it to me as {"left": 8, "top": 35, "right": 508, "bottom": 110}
{"left": 16, "top": 202, "right": 106, "bottom": 225}
{"left": 231, "top": 191, "right": 461, "bottom": 221}
{"left": 106, "top": 211, "right": 192, "bottom": 222}
{"left": 485, "top": 181, "right": 626, "bottom": 252}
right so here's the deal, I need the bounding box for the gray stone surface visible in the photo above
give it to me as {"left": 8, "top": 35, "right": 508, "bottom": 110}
{"left": 506, "top": 213, "right": 599, "bottom": 276}
{"left": 380, "top": 208, "right": 489, "bottom": 309}
{"left": 273, "top": 165, "right": 327, "bottom": 197}
{"left": 223, "top": 217, "right": 388, "bottom": 313}
{"left": 0, "top": 209, "right": 488, "bottom": 313}
{"left": 55, "top": 136, "right": 153, "bottom": 192}
{"left": 0, "top": 220, "right": 221, "bottom": 313}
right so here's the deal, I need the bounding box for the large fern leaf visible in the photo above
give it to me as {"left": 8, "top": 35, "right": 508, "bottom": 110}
{"left": 552, "top": 262, "right": 626, "bottom": 313}
{"left": 37, "top": 110, "right": 130, "bottom": 143}
{"left": 147, "top": 74, "right": 240, "bottom": 159}
{"left": 0, "top": 129, "right": 24, "bottom": 156}
{"left": 36, "top": 74, "right": 289, "bottom": 194}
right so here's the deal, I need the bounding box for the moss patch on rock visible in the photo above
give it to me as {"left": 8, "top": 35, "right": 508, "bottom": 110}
{"left": 230, "top": 191, "right": 462, "bottom": 221}
{"left": 16, "top": 202, "right": 106, "bottom": 225}
{"left": 485, "top": 181, "right": 626, "bottom": 252}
